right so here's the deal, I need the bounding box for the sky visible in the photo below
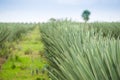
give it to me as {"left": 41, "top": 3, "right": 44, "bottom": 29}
{"left": 0, "top": 0, "right": 120, "bottom": 22}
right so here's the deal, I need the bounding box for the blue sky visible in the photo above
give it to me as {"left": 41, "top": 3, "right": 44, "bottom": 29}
{"left": 0, "top": 0, "right": 120, "bottom": 22}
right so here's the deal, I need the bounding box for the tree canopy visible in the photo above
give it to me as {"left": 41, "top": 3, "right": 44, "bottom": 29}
{"left": 82, "top": 10, "right": 91, "bottom": 23}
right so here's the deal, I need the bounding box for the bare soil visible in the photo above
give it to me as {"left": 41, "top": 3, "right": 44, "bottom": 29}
{"left": 0, "top": 57, "right": 6, "bottom": 69}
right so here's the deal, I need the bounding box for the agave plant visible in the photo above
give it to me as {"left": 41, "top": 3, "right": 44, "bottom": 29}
{"left": 0, "top": 26, "right": 9, "bottom": 43}
{"left": 92, "top": 22, "right": 120, "bottom": 39}
{"left": 40, "top": 21, "right": 120, "bottom": 80}
{"left": 0, "top": 26, "right": 10, "bottom": 56}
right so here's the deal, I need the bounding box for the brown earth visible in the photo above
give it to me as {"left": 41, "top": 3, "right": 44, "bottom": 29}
{"left": 0, "top": 57, "right": 6, "bottom": 70}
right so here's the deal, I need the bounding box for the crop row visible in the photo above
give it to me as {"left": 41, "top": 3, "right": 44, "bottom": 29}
{"left": 0, "top": 23, "right": 35, "bottom": 56}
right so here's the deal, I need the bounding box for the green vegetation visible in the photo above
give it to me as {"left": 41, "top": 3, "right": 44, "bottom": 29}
{"left": 0, "top": 26, "right": 49, "bottom": 80}
{"left": 0, "top": 23, "right": 34, "bottom": 57}
{"left": 0, "top": 26, "right": 9, "bottom": 56}
{"left": 92, "top": 22, "right": 120, "bottom": 39}
{"left": 40, "top": 20, "right": 120, "bottom": 80}
{"left": 0, "top": 21, "right": 120, "bottom": 80}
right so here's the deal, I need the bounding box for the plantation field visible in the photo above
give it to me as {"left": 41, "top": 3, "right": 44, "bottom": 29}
{"left": 0, "top": 21, "right": 120, "bottom": 80}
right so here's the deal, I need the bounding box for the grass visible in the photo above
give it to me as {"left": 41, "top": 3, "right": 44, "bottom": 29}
{"left": 0, "top": 27, "right": 49, "bottom": 80}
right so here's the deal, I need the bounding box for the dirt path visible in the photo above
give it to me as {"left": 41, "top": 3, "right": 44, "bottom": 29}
{"left": 0, "top": 57, "right": 6, "bottom": 70}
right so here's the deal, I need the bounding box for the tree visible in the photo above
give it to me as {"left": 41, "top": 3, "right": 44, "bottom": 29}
{"left": 49, "top": 18, "right": 56, "bottom": 22}
{"left": 82, "top": 10, "right": 91, "bottom": 23}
